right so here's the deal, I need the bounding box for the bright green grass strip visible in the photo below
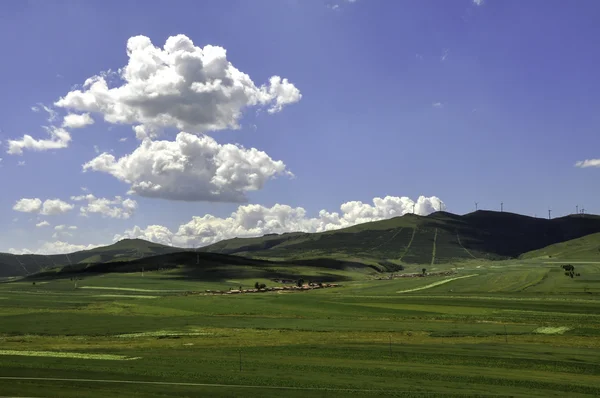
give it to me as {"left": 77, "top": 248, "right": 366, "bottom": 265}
{"left": 80, "top": 286, "right": 185, "bottom": 293}
{"left": 115, "top": 330, "right": 213, "bottom": 338}
{"left": 0, "top": 350, "right": 140, "bottom": 360}
{"left": 93, "top": 294, "right": 158, "bottom": 299}
{"left": 396, "top": 274, "right": 478, "bottom": 293}
{"left": 533, "top": 326, "right": 572, "bottom": 335}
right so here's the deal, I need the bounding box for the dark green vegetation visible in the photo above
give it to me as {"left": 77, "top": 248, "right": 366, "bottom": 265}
{"left": 30, "top": 251, "right": 374, "bottom": 283}
{"left": 202, "top": 211, "right": 600, "bottom": 265}
{"left": 1, "top": 260, "right": 600, "bottom": 397}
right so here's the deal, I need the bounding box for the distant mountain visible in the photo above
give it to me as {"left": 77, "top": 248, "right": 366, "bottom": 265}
{"left": 5, "top": 211, "right": 600, "bottom": 279}
{"left": 0, "top": 239, "right": 183, "bottom": 278}
{"left": 199, "top": 211, "right": 600, "bottom": 265}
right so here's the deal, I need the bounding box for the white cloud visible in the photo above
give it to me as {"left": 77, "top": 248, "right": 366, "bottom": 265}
{"left": 36, "top": 221, "right": 51, "bottom": 228}
{"left": 13, "top": 198, "right": 74, "bottom": 215}
{"left": 473, "top": 0, "right": 484, "bottom": 5}
{"left": 432, "top": 102, "right": 444, "bottom": 108}
{"left": 575, "top": 159, "right": 600, "bottom": 168}
{"left": 17, "top": 160, "right": 25, "bottom": 166}
{"left": 8, "top": 241, "right": 100, "bottom": 255}
{"left": 115, "top": 195, "right": 445, "bottom": 247}
{"left": 62, "top": 113, "right": 94, "bottom": 129}
{"left": 119, "top": 137, "right": 127, "bottom": 142}
{"left": 82, "top": 132, "right": 291, "bottom": 202}
{"left": 54, "top": 225, "right": 77, "bottom": 231}
{"left": 54, "top": 34, "right": 301, "bottom": 138}
{"left": 6, "top": 126, "right": 71, "bottom": 155}
{"left": 93, "top": 145, "right": 100, "bottom": 154}
{"left": 71, "top": 193, "right": 138, "bottom": 219}
{"left": 13, "top": 198, "right": 42, "bottom": 213}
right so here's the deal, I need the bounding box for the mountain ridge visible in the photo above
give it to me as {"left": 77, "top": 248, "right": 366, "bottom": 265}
{"left": 3, "top": 210, "right": 600, "bottom": 278}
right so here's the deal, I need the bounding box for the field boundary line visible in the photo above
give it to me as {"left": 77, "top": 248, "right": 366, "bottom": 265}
{"left": 456, "top": 233, "right": 477, "bottom": 259}
{"left": 396, "top": 274, "right": 478, "bottom": 293}
{"left": 399, "top": 227, "right": 417, "bottom": 262}
{"left": 430, "top": 228, "right": 438, "bottom": 266}
{"left": 0, "top": 376, "right": 481, "bottom": 395}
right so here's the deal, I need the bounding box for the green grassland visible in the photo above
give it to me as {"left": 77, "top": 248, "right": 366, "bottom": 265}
{"left": 2, "top": 258, "right": 600, "bottom": 397}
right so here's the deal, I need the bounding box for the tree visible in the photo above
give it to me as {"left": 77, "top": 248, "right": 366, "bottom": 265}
{"left": 259, "top": 283, "right": 266, "bottom": 289}
{"left": 297, "top": 278, "right": 305, "bottom": 287}
{"left": 422, "top": 268, "right": 427, "bottom": 276}
{"left": 254, "top": 282, "right": 260, "bottom": 289}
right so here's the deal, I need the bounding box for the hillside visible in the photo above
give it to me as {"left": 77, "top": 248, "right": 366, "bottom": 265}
{"left": 200, "top": 211, "right": 600, "bottom": 265}
{"left": 29, "top": 251, "right": 375, "bottom": 282}
{"left": 521, "top": 232, "right": 600, "bottom": 260}
{"left": 0, "top": 239, "right": 183, "bottom": 278}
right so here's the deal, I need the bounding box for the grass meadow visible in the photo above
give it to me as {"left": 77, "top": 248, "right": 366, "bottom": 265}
{"left": 1, "top": 259, "right": 600, "bottom": 397}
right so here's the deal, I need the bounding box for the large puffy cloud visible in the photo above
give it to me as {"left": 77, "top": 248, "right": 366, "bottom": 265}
{"left": 55, "top": 34, "right": 301, "bottom": 137}
{"left": 13, "top": 198, "right": 74, "bottom": 215}
{"left": 62, "top": 113, "right": 94, "bottom": 129}
{"left": 114, "top": 195, "right": 445, "bottom": 247}
{"left": 71, "top": 193, "right": 138, "bottom": 219}
{"left": 8, "top": 241, "right": 100, "bottom": 255}
{"left": 6, "top": 126, "right": 71, "bottom": 155}
{"left": 82, "top": 132, "right": 291, "bottom": 202}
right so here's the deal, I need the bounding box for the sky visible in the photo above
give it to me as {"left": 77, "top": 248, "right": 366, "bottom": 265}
{"left": 1, "top": 0, "right": 599, "bottom": 254}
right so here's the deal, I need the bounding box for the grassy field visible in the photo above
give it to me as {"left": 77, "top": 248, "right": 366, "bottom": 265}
{"left": 2, "top": 259, "right": 600, "bottom": 397}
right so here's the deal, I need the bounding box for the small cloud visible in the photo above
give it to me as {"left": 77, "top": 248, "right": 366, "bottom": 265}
{"left": 56, "top": 73, "right": 64, "bottom": 79}
{"left": 329, "top": 4, "right": 340, "bottom": 10}
{"left": 94, "top": 145, "right": 100, "bottom": 154}
{"left": 36, "top": 221, "right": 50, "bottom": 228}
{"left": 432, "top": 102, "right": 444, "bottom": 108}
{"left": 32, "top": 104, "right": 58, "bottom": 122}
{"left": 575, "top": 159, "right": 600, "bottom": 168}
{"left": 441, "top": 49, "right": 449, "bottom": 61}
{"left": 119, "top": 137, "right": 127, "bottom": 142}
{"left": 17, "top": 160, "right": 25, "bottom": 166}
{"left": 473, "top": 0, "right": 484, "bottom": 5}
{"left": 81, "top": 187, "right": 89, "bottom": 192}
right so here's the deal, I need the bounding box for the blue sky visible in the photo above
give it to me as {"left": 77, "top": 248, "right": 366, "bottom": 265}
{"left": 1, "top": 0, "right": 599, "bottom": 253}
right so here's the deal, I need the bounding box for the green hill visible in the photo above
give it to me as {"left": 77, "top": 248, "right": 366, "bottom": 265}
{"left": 0, "top": 239, "right": 183, "bottom": 278}
{"left": 520, "top": 232, "right": 600, "bottom": 260}
{"left": 200, "top": 211, "right": 600, "bottom": 265}
{"left": 29, "top": 251, "right": 375, "bottom": 282}
{"left": 5, "top": 210, "right": 600, "bottom": 279}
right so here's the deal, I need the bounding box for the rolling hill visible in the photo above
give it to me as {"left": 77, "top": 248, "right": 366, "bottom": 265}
{"left": 29, "top": 251, "right": 375, "bottom": 282}
{"left": 200, "top": 211, "right": 600, "bottom": 265}
{"left": 5, "top": 210, "right": 600, "bottom": 279}
{"left": 0, "top": 239, "right": 183, "bottom": 278}
{"left": 520, "top": 232, "right": 600, "bottom": 261}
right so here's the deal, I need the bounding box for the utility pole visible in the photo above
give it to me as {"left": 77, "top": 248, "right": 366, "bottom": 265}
{"left": 500, "top": 202, "right": 503, "bottom": 212}
{"left": 475, "top": 202, "right": 478, "bottom": 211}
{"left": 548, "top": 209, "right": 552, "bottom": 220}
{"left": 576, "top": 205, "right": 579, "bottom": 215}
{"left": 412, "top": 203, "right": 415, "bottom": 214}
